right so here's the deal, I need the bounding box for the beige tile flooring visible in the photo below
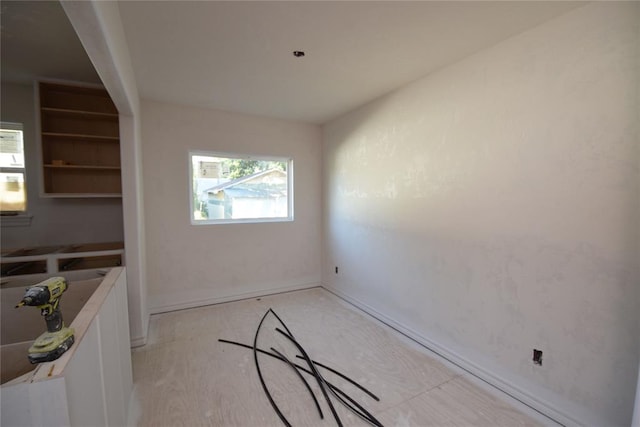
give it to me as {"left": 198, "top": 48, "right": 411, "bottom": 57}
{"left": 129, "top": 288, "right": 551, "bottom": 426}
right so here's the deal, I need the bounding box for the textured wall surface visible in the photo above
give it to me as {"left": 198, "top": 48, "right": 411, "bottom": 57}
{"left": 142, "top": 100, "right": 322, "bottom": 312}
{"left": 323, "top": 3, "right": 639, "bottom": 425}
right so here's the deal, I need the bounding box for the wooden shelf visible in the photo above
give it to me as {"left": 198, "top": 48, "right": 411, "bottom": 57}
{"left": 0, "top": 260, "right": 47, "bottom": 276}
{"left": 39, "top": 82, "right": 117, "bottom": 114}
{"left": 41, "top": 107, "right": 119, "bottom": 120}
{"left": 40, "top": 193, "right": 123, "bottom": 199}
{"left": 44, "top": 164, "right": 121, "bottom": 171}
{"left": 42, "top": 132, "right": 119, "bottom": 142}
{"left": 58, "top": 254, "right": 122, "bottom": 272}
{"left": 38, "top": 81, "right": 121, "bottom": 197}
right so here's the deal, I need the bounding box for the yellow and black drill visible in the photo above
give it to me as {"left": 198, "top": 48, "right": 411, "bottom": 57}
{"left": 15, "top": 277, "right": 75, "bottom": 364}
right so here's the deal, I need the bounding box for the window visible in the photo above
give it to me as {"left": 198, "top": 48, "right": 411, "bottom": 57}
{"left": 189, "top": 151, "right": 293, "bottom": 224}
{"left": 0, "top": 123, "right": 27, "bottom": 214}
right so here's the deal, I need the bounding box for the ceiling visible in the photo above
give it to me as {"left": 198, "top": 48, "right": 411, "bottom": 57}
{"left": 2, "top": 1, "right": 583, "bottom": 124}
{"left": 0, "top": 1, "right": 101, "bottom": 85}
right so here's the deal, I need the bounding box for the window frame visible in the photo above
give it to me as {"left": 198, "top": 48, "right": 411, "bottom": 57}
{"left": 0, "top": 122, "right": 28, "bottom": 215}
{"left": 188, "top": 150, "right": 294, "bottom": 225}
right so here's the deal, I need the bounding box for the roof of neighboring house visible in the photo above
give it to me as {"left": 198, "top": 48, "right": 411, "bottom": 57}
{"left": 205, "top": 169, "right": 287, "bottom": 198}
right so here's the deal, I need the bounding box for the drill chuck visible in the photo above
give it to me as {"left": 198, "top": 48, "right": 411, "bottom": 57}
{"left": 16, "top": 285, "right": 51, "bottom": 307}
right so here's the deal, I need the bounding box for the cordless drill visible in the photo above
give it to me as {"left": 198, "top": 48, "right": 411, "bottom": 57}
{"left": 15, "top": 277, "right": 75, "bottom": 364}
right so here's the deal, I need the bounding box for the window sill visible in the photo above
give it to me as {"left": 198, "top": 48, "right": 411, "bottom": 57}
{"left": 1, "top": 214, "right": 33, "bottom": 227}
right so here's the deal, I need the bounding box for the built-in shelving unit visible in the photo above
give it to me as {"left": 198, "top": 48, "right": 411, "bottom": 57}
{"left": 38, "top": 81, "right": 121, "bottom": 197}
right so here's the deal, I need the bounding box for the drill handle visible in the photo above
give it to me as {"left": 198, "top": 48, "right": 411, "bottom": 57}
{"left": 44, "top": 308, "right": 64, "bottom": 333}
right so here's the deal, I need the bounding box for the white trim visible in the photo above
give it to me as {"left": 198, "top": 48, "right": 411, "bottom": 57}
{"left": 188, "top": 150, "right": 294, "bottom": 225}
{"left": 322, "top": 284, "right": 592, "bottom": 427}
{"left": 189, "top": 149, "right": 289, "bottom": 164}
{"left": 129, "top": 335, "right": 147, "bottom": 348}
{"left": 0, "top": 121, "right": 24, "bottom": 132}
{"left": 34, "top": 77, "right": 108, "bottom": 91}
{"left": 1, "top": 214, "right": 33, "bottom": 227}
{"left": 1, "top": 122, "right": 28, "bottom": 215}
{"left": 632, "top": 364, "right": 640, "bottom": 426}
{"left": 149, "top": 282, "right": 320, "bottom": 314}
{"left": 190, "top": 216, "right": 294, "bottom": 226}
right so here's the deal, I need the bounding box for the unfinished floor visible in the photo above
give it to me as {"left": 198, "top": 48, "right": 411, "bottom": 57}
{"left": 130, "top": 288, "right": 551, "bottom": 426}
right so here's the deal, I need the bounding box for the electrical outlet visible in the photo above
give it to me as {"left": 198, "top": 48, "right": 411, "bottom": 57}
{"left": 335, "top": 266, "right": 339, "bottom": 274}
{"left": 533, "top": 349, "right": 543, "bottom": 365}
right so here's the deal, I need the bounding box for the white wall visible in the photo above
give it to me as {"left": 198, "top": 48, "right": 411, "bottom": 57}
{"left": 0, "top": 82, "right": 124, "bottom": 249}
{"left": 61, "top": 0, "right": 149, "bottom": 346}
{"left": 142, "top": 100, "right": 322, "bottom": 312}
{"left": 323, "top": 3, "right": 639, "bottom": 426}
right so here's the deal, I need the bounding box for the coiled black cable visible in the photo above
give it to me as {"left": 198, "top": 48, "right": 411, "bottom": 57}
{"left": 270, "top": 347, "right": 324, "bottom": 419}
{"left": 253, "top": 310, "right": 291, "bottom": 427}
{"left": 220, "top": 307, "right": 384, "bottom": 427}
{"left": 275, "top": 327, "right": 343, "bottom": 427}
{"left": 219, "top": 338, "right": 384, "bottom": 427}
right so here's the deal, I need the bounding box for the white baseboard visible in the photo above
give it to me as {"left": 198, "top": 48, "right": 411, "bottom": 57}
{"left": 130, "top": 335, "right": 147, "bottom": 348}
{"left": 149, "top": 281, "right": 321, "bottom": 315}
{"left": 323, "top": 285, "right": 594, "bottom": 427}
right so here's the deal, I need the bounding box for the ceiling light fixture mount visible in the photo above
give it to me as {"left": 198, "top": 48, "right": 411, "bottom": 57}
{"left": 293, "top": 51, "right": 305, "bottom": 58}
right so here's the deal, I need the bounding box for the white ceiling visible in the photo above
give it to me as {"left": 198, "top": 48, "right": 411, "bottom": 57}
{"left": 0, "top": 1, "right": 101, "bottom": 85}
{"left": 118, "top": 1, "right": 582, "bottom": 124}
{"left": 2, "top": 1, "right": 583, "bottom": 125}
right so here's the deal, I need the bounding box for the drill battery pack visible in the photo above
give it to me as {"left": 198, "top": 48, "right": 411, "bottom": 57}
{"left": 28, "top": 327, "right": 75, "bottom": 364}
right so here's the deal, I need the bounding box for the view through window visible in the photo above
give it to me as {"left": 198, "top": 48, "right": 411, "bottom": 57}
{"left": 0, "top": 123, "right": 26, "bottom": 213}
{"left": 190, "top": 152, "right": 292, "bottom": 224}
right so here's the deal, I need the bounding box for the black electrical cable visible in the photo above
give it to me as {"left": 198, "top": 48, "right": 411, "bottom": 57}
{"left": 219, "top": 338, "right": 279, "bottom": 358}
{"left": 253, "top": 310, "right": 292, "bottom": 427}
{"left": 221, "top": 338, "right": 377, "bottom": 402}
{"left": 295, "top": 355, "right": 380, "bottom": 401}
{"left": 268, "top": 308, "right": 294, "bottom": 337}
{"left": 275, "top": 327, "right": 343, "bottom": 427}
{"left": 270, "top": 306, "right": 377, "bottom": 403}
{"left": 223, "top": 306, "right": 382, "bottom": 427}
{"left": 270, "top": 310, "right": 346, "bottom": 426}
{"left": 266, "top": 309, "right": 378, "bottom": 423}
{"left": 276, "top": 328, "right": 383, "bottom": 427}
{"left": 218, "top": 339, "right": 384, "bottom": 427}
{"left": 328, "top": 382, "right": 384, "bottom": 427}
{"left": 270, "top": 347, "right": 324, "bottom": 419}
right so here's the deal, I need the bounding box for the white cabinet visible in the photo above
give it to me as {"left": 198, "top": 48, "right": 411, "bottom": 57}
{"left": 1, "top": 267, "right": 132, "bottom": 426}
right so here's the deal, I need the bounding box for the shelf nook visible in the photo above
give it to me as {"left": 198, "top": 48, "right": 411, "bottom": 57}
{"left": 38, "top": 81, "right": 121, "bottom": 197}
